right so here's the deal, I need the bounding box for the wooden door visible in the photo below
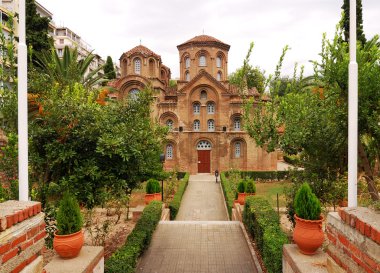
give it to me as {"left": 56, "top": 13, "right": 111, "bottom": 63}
{"left": 198, "top": 150, "right": 210, "bottom": 173}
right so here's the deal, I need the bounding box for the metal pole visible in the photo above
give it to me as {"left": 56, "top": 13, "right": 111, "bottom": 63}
{"left": 18, "top": 0, "right": 29, "bottom": 201}
{"left": 348, "top": 0, "right": 358, "bottom": 207}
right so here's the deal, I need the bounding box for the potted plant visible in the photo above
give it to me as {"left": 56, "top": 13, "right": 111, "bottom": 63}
{"left": 145, "top": 179, "right": 161, "bottom": 204}
{"left": 53, "top": 192, "right": 84, "bottom": 258}
{"left": 153, "top": 179, "right": 162, "bottom": 201}
{"left": 237, "top": 180, "right": 246, "bottom": 205}
{"left": 293, "top": 182, "right": 324, "bottom": 255}
{"left": 245, "top": 179, "right": 256, "bottom": 196}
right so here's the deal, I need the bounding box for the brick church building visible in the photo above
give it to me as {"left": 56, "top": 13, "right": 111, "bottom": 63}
{"left": 112, "top": 35, "right": 277, "bottom": 174}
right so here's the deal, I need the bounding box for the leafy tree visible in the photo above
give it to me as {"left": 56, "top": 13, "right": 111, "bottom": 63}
{"left": 342, "top": 0, "right": 366, "bottom": 45}
{"left": 103, "top": 56, "right": 116, "bottom": 80}
{"left": 26, "top": 0, "right": 52, "bottom": 63}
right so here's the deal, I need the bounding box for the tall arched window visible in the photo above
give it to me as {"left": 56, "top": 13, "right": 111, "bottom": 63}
{"left": 166, "top": 119, "right": 173, "bottom": 131}
{"left": 185, "top": 71, "right": 190, "bottom": 81}
{"left": 207, "top": 119, "right": 215, "bottom": 131}
{"left": 234, "top": 142, "right": 241, "bottom": 158}
{"left": 234, "top": 117, "right": 241, "bottom": 131}
{"left": 199, "top": 55, "right": 206, "bottom": 66}
{"left": 207, "top": 102, "right": 215, "bottom": 114}
{"left": 217, "top": 71, "right": 222, "bottom": 81}
{"left": 185, "top": 57, "right": 190, "bottom": 68}
{"left": 200, "top": 90, "right": 207, "bottom": 100}
{"left": 194, "top": 120, "right": 200, "bottom": 131}
{"left": 193, "top": 102, "right": 200, "bottom": 114}
{"left": 134, "top": 58, "right": 141, "bottom": 74}
{"left": 149, "top": 59, "right": 154, "bottom": 76}
{"left": 166, "top": 144, "right": 173, "bottom": 159}
{"left": 216, "top": 56, "right": 222, "bottom": 68}
{"left": 129, "top": 88, "right": 139, "bottom": 100}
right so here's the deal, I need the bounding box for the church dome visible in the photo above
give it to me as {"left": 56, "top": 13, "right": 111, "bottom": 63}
{"left": 177, "top": 35, "right": 230, "bottom": 51}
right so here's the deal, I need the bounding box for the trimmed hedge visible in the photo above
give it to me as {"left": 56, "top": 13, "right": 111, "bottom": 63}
{"left": 105, "top": 201, "right": 162, "bottom": 273}
{"left": 169, "top": 172, "right": 190, "bottom": 220}
{"left": 225, "top": 170, "right": 302, "bottom": 181}
{"left": 243, "top": 196, "right": 289, "bottom": 273}
{"left": 220, "top": 172, "right": 234, "bottom": 219}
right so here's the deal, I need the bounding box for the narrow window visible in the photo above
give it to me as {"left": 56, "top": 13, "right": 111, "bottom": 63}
{"left": 166, "top": 144, "right": 173, "bottom": 159}
{"left": 185, "top": 57, "right": 190, "bottom": 68}
{"left": 185, "top": 71, "right": 190, "bottom": 81}
{"left": 194, "top": 120, "right": 200, "bottom": 131}
{"left": 234, "top": 117, "right": 241, "bottom": 131}
{"left": 166, "top": 119, "right": 173, "bottom": 131}
{"left": 149, "top": 59, "right": 154, "bottom": 76}
{"left": 207, "top": 119, "right": 215, "bottom": 131}
{"left": 199, "top": 55, "right": 206, "bottom": 66}
{"left": 193, "top": 103, "right": 200, "bottom": 114}
{"left": 134, "top": 58, "right": 141, "bottom": 74}
{"left": 207, "top": 102, "right": 215, "bottom": 114}
{"left": 235, "top": 142, "right": 241, "bottom": 158}
{"left": 200, "top": 90, "right": 207, "bottom": 100}
{"left": 217, "top": 72, "right": 222, "bottom": 81}
{"left": 216, "top": 56, "right": 222, "bottom": 68}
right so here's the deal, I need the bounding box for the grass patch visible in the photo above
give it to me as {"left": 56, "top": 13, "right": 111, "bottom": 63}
{"left": 255, "top": 182, "right": 288, "bottom": 207}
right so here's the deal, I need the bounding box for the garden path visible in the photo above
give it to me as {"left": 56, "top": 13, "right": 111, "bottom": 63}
{"left": 136, "top": 174, "right": 260, "bottom": 273}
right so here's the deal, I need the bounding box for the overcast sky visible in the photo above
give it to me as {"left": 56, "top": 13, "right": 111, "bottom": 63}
{"left": 37, "top": 0, "right": 379, "bottom": 78}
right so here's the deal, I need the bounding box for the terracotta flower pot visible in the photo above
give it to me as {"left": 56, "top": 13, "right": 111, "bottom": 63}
{"left": 53, "top": 230, "right": 84, "bottom": 259}
{"left": 237, "top": 193, "right": 246, "bottom": 205}
{"left": 145, "top": 193, "right": 156, "bottom": 204}
{"left": 154, "top": 193, "right": 162, "bottom": 201}
{"left": 293, "top": 214, "right": 324, "bottom": 255}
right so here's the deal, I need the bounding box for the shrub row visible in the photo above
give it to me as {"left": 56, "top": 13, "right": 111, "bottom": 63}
{"left": 176, "top": 172, "right": 187, "bottom": 180}
{"left": 105, "top": 201, "right": 162, "bottom": 273}
{"left": 225, "top": 170, "right": 302, "bottom": 181}
{"left": 283, "top": 154, "right": 301, "bottom": 166}
{"left": 243, "top": 196, "right": 289, "bottom": 273}
{"left": 220, "top": 172, "right": 234, "bottom": 219}
{"left": 169, "top": 172, "right": 190, "bottom": 220}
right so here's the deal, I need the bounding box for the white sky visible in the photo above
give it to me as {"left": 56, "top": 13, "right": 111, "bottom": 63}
{"left": 37, "top": 0, "right": 379, "bottom": 78}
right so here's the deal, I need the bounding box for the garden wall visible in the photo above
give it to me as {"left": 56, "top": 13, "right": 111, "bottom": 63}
{"left": 0, "top": 200, "right": 45, "bottom": 273}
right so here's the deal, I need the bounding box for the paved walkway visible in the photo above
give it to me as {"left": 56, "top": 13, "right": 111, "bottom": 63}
{"left": 176, "top": 174, "right": 228, "bottom": 221}
{"left": 136, "top": 174, "right": 259, "bottom": 273}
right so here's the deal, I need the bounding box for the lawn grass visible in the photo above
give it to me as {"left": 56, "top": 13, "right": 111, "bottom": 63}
{"left": 255, "top": 181, "right": 289, "bottom": 207}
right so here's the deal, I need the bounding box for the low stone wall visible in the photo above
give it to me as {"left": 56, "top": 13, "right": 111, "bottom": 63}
{"left": 0, "top": 200, "right": 45, "bottom": 273}
{"left": 326, "top": 208, "right": 380, "bottom": 273}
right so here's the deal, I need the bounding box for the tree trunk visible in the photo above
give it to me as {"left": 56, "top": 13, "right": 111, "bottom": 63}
{"left": 358, "top": 140, "right": 380, "bottom": 201}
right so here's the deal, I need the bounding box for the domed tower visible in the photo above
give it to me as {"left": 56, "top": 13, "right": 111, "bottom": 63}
{"left": 177, "top": 35, "right": 230, "bottom": 82}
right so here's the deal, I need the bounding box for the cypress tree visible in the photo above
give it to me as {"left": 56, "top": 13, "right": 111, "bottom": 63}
{"left": 104, "top": 56, "right": 117, "bottom": 80}
{"left": 342, "top": 0, "right": 366, "bottom": 45}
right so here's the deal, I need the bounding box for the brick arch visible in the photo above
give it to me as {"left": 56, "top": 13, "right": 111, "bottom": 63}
{"left": 230, "top": 113, "right": 243, "bottom": 131}
{"left": 160, "top": 111, "right": 179, "bottom": 126}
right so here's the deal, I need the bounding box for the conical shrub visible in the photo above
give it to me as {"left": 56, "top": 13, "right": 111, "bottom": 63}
{"left": 294, "top": 183, "right": 321, "bottom": 220}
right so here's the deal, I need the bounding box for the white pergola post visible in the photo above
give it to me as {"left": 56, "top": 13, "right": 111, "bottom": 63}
{"left": 18, "top": 0, "right": 29, "bottom": 201}
{"left": 348, "top": 0, "right": 358, "bottom": 207}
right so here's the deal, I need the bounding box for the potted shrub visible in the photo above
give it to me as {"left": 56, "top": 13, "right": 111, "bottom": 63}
{"left": 145, "top": 179, "right": 156, "bottom": 204}
{"left": 153, "top": 179, "right": 162, "bottom": 201}
{"left": 237, "top": 180, "right": 246, "bottom": 205}
{"left": 53, "top": 192, "right": 84, "bottom": 258}
{"left": 293, "top": 182, "right": 324, "bottom": 255}
{"left": 245, "top": 179, "right": 256, "bottom": 196}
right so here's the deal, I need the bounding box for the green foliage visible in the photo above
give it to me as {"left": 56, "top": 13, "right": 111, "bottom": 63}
{"left": 56, "top": 192, "right": 83, "bottom": 235}
{"left": 146, "top": 179, "right": 160, "bottom": 194}
{"left": 245, "top": 179, "right": 256, "bottom": 194}
{"left": 0, "top": 133, "right": 19, "bottom": 201}
{"left": 229, "top": 65, "right": 266, "bottom": 94}
{"left": 342, "top": 0, "right": 366, "bottom": 45}
{"left": 283, "top": 154, "right": 301, "bottom": 166}
{"left": 104, "top": 56, "right": 116, "bottom": 80}
{"left": 43, "top": 203, "right": 58, "bottom": 249}
{"left": 220, "top": 172, "right": 235, "bottom": 219}
{"left": 237, "top": 180, "right": 246, "bottom": 193}
{"left": 169, "top": 173, "right": 189, "bottom": 220}
{"left": 225, "top": 170, "right": 293, "bottom": 181}
{"left": 294, "top": 183, "right": 321, "bottom": 220}
{"left": 105, "top": 201, "right": 162, "bottom": 273}
{"left": 243, "top": 196, "right": 288, "bottom": 273}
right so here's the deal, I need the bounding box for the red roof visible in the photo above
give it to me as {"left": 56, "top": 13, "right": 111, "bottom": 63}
{"left": 121, "top": 45, "right": 161, "bottom": 59}
{"left": 177, "top": 35, "right": 230, "bottom": 50}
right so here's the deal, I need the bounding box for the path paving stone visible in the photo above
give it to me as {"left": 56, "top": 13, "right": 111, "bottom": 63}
{"left": 136, "top": 175, "right": 259, "bottom": 273}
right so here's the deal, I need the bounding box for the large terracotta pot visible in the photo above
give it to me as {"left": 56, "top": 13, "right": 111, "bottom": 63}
{"left": 293, "top": 214, "right": 324, "bottom": 255}
{"left": 237, "top": 193, "right": 246, "bottom": 205}
{"left": 145, "top": 193, "right": 155, "bottom": 204}
{"left": 53, "top": 230, "right": 84, "bottom": 258}
{"left": 154, "top": 193, "right": 162, "bottom": 201}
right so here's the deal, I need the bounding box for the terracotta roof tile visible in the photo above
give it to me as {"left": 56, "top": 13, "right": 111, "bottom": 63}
{"left": 177, "top": 35, "right": 230, "bottom": 50}
{"left": 121, "top": 45, "right": 161, "bottom": 59}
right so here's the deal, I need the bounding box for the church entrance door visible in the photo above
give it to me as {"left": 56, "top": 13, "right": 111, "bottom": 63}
{"left": 197, "top": 150, "right": 210, "bottom": 173}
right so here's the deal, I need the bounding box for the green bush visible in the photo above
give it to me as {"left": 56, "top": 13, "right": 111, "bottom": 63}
{"left": 105, "top": 201, "right": 162, "bottom": 273}
{"left": 243, "top": 196, "right": 288, "bottom": 273}
{"left": 220, "top": 172, "right": 235, "bottom": 219}
{"left": 245, "top": 179, "right": 256, "bottom": 193}
{"left": 294, "top": 182, "right": 321, "bottom": 220}
{"left": 168, "top": 173, "right": 189, "bottom": 220}
{"left": 146, "top": 179, "right": 156, "bottom": 194}
{"left": 56, "top": 192, "right": 83, "bottom": 235}
{"left": 225, "top": 170, "right": 302, "bottom": 181}
{"left": 237, "top": 180, "right": 246, "bottom": 193}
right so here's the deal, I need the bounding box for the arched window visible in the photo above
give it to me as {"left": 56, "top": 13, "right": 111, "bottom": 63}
{"left": 234, "top": 142, "right": 241, "bottom": 158}
{"left": 185, "top": 71, "right": 190, "bottom": 81}
{"left": 234, "top": 117, "right": 241, "bottom": 131}
{"left": 129, "top": 88, "right": 139, "bottom": 100}
{"left": 199, "top": 55, "right": 206, "bottom": 66}
{"left": 166, "top": 119, "right": 173, "bottom": 131}
{"left": 185, "top": 57, "right": 190, "bottom": 68}
{"left": 193, "top": 102, "right": 200, "bottom": 114}
{"left": 207, "top": 119, "right": 215, "bottom": 131}
{"left": 197, "top": 140, "right": 211, "bottom": 150}
{"left": 216, "top": 56, "right": 222, "bottom": 68}
{"left": 193, "top": 120, "right": 200, "bottom": 131}
{"left": 200, "top": 90, "right": 207, "bottom": 100}
{"left": 134, "top": 58, "right": 141, "bottom": 74}
{"left": 166, "top": 144, "right": 173, "bottom": 159}
{"left": 217, "top": 71, "right": 222, "bottom": 81}
{"left": 149, "top": 59, "right": 154, "bottom": 76}
{"left": 207, "top": 102, "right": 215, "bottom": 114}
